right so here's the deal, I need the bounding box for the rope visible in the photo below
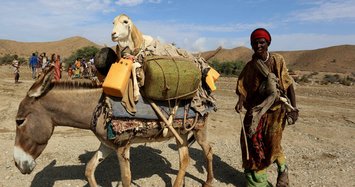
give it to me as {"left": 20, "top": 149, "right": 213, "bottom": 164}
{"left": 184, "top": 114, "right": 198, "bottom": 131}
{"left": 90, "top": 94, "right": 106, "bottom": 132}
{"left": 171, "top": 57, "right": 180, "bottom": 99}
{"left": 152, "top": 59, "right": 169, "bottom": 97}
{"left": 166, "top": 88, "right": 199, "bottom": 100}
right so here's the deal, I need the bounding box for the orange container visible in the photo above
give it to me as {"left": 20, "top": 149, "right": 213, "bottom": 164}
{"left": 205, "top": 67, "right": 220, "bottom": 91}
{"left": 102, "top": 58, "right": 133, "bottom": 97}
{"left": 209, "top": 67, "right": 220, "bottom": 81}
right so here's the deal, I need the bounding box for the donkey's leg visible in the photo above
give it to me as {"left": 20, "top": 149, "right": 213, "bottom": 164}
{"left": 173, "top": 133, "right": 189, "bottom": 187}
{"left": 194, "top": 124, "right": 214, "bottom": 187}
{"left": 117, "top": 144, "right": 131, "bottom": 187}
{"left": 85, "top": 143, "right": 113, "bottom": 187}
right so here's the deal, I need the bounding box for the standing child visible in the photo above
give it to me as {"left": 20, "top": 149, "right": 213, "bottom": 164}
{"left": 12, "top": 55, "right": 20, "bottom": 83}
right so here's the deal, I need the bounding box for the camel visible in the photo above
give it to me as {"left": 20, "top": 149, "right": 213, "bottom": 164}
{"left": 13, "top": 67, "right": 214, "bottom": 187}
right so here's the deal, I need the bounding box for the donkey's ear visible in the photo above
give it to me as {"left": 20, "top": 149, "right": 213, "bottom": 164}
{"left": 27, "top": 66, "right": 54, "bottom": 97}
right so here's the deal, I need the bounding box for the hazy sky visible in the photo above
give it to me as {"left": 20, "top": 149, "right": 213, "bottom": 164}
{"left": 1, "top": 0, "right": 355, "bottom": 52}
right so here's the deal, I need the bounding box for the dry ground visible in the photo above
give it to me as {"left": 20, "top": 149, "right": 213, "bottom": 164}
{"left": 0, "top": 65, "right": 354, "bottom": 187}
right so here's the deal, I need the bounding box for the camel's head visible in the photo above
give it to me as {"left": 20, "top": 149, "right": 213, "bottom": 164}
{"left": 111, "top": 14, "right": 143, "bottom": 50}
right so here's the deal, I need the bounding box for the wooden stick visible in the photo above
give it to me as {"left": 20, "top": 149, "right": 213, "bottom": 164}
{"left": 163, "top": 101, "right": 180, "bottom": 137}
{"left": 280, "top": 97, "right": 296, "bottom": 111}
{"left": 148, "top": 99, "right": 184, "bottom": 144}
{"left": 239, "top": 112, "right": 249, "bottom": 160}
{"left": 204, "top": 46, "right": 222, "bottom": 61}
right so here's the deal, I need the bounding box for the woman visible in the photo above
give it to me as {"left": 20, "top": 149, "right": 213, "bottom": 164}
{"left": 74, "top": 58, "right": 81, "bottom": 78}
{"left": 54, "top": 54, "right": 62, "bottom": 81}
{"left": 51, "top": 54, "right": 61, "bottom": 81}
{"left": 235, "top": 28, "right": 299, "bottom": 187}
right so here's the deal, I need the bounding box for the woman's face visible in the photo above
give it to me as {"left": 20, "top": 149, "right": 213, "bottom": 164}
{"left": 251, "top": 38, "right": 269, "bottom": 57}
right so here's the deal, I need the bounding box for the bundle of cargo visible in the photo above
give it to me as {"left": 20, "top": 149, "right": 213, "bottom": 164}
{"left": 143, "top": 56, "right": 201, "bottom": 100}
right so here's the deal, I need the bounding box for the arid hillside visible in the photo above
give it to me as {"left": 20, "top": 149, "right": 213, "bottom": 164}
{"left": 199, "top": 46, "right": 253, "bottom": 64}
{"left": 201, "top": 45, "right": 355, "bottom": 73}
{"left": 0, "top": 36, "right": 102, "bottom": 59}
{"left": 0, "top": 66, "right": 354, "bottom": 187}
{"left": 1, "top": 36, "right": 355, "bottom": 73}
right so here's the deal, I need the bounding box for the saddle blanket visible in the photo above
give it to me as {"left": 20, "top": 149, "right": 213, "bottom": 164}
{"left": 109, "top": 96, "right": 197, "bottom": 120}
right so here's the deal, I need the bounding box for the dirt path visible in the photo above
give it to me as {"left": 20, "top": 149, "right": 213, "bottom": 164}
{"left": 0, "top": 65, "right": 354, "bottom": 187}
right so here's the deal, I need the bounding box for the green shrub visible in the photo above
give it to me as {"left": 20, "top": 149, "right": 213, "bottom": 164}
{"left": 298, "top": 74, "right": 311, "bottom": 83}
{"left": 0, "top": 54, "right": 26, "bottom": 65}
{"left": 210, "top": 59, "right": 245, "bottom": 76}
{"left": 323, "top": 74, "right": 340, "bottom": 84}
{"left": 309, "top": 71, "right": 319, "bottom": 76}
{"left": 339, "top": 76, "right": 355, "bottom": 86}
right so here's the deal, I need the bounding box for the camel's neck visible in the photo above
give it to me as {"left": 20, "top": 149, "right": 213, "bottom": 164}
{"left": 41, "top": 88, "right": 103, "bottom": 130}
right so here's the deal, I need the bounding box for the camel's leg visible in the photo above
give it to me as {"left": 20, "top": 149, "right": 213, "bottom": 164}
{"left": 117, "top": 144, "right": 131, "bottom": 187}
{"left": 194, "top": 123, "right": 214, "bottom": 187}
{"left": 173, "top": 133, "right": 189, "bottom": 187}
{"left": 85, "top": 143, "right": 113, "bottom": 187}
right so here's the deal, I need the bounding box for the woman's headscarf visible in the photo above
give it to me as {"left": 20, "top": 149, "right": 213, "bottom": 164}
{"left": 250, "top": 28, "right": 272, "bottom": 45}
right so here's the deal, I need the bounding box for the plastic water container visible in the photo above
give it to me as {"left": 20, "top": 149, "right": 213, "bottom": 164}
{"left": 103, "top": 58, "right": 133, "bottom": 97}
{"left": 205, "top": 67, "right": 220, "bottom": 91}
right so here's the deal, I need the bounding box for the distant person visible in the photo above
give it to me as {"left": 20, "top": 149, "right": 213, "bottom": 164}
{"left": 12, "top": 55, "right": 20, "bottom": 83}
{"left": 54, "top": 54, "right": 61, "bottom": 81}
{"left": 81, "top": 58, "right": 87, "bottom": 75}
{"left": 50, "top": 54, "right": 56, "bottom": 66}
{"left": 89, "top": 55, "right": 94, "bottom": 65}
{"left": 88, "top": 55, "right": 95, "bottom": 77}
{"left": 74, "top": 58, "right": 81, "bottom": 78}
{"left": 82, "top": 58, "right": 90, "bottom": 78}
{"left": 235, "top": 28, "right": 298, "bottom": 187}
{"left": 29, "top": 53, "right": 38, "bottom": 79}
{"left": 41, "top": 52, "right": 49, "bottom": 70}
{"left": 36, "top": 54, "right": 43, "bottom": 77}
{"left": 67, "top": 66, "right": 73, "bottom": 79}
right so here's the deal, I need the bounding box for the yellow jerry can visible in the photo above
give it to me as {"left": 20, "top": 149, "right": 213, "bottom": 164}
{"left": 205, "top": 67, "right": 220, "bottom": 91}
{"left": 102, "top": 58, "right": 133, "bottom": 97}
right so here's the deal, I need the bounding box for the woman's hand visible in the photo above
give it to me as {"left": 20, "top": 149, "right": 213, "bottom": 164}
{"left": 287, "top": 108, "right": 299, "bottom": 125}
{"left": 235, "top": 95, "right": 245, "bottom": 113}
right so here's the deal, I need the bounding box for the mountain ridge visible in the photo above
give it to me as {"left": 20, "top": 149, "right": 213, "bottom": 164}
{"left": 0, "top": 36, "right": 102, "bottom": 59}
{"left": 1, "top": 37, "right": 354, "bottom": 73}
{"left": 200, "top": 45, "right": 355, "bottom": 73}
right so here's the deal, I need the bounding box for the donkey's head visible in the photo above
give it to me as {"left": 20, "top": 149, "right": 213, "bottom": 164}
{"left": 13, "top": 67, "right": 55, "bottom": 174}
